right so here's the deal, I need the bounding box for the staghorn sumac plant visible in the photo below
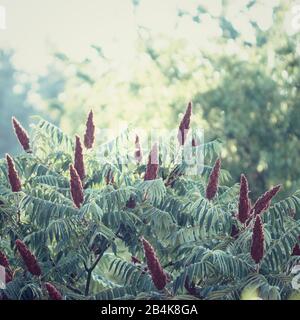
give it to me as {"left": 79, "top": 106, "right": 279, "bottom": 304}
{"left": 45, "top": 282, "right": 63, "bottom": 300}
{"left": 0, "top": 105, "right": 300, "bottom": 301}
{"left": 12, "top": 117, "right": 31, "bottom": 153}
{"left": 84, "top": 110, "right": 95, "bottom": 150}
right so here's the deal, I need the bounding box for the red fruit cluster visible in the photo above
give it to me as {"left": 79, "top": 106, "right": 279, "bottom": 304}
{"left": 230, "top": 224, "right": 239, "bottom": 239}
{"left": 237, "top": 174, "right": 251, "bottom": 224}
{"left": 205, "top": 158, "right": 221, "bottom": 200}
{"left": 126, "top": 195, "right": 136, "bottom": 209}
{"left": 250, "top": 215, "right": 264, "bottom": 264}
{"left": 74, "top": 135, "right": 85, "bottom": 182}
{"left": 84, "top": 110, "right": 95, "bottom": 149}
{"left": 0, "top": 250, "right": 9, "bottom": 268}
{"left": 251, "top": 185, "right": 281, "bottom": 216}
{"left": 177, "top": 102, "right": 192, "bottom": 146}
{"left": 0, "top": 250, "right": 12, "bottom": 283}
{"left": 192, "top": 137, "right": 197, "bottom": 147}
{"left": 178, "top": 102, "right": 192, "bottom": 145}
{"left": 292, "top": 244, "right": 300, "bottom": 256}
{"left": 141, "top": 238, "right": 168, "bottom": 290}
{"left": 15, "top": 239, "right": 42, "bottom": 276}
{"left": 292, "top": 236, "right": 300, "bottom": 256}
{"left": 5, "top": 271, "right": 13, "bottom": 283}
{"left": 70, "top": 165, "right": 84, "bottom": 208}
{"left": 6, "top": 154, "right": 22, "bottom": 192}
{"left": 105, "top": 169, "right": 115, "bottom": 185}
{"left": 134, "top": 135, "right": 143, "bottom": 163}
{"left": 45, "top": 282, "right": 63, "bottom": 300}
{"left": 144, "top": 143, "right": 159, "bottom": 181}
{"left": 12, "top": 117, "right": 31, "bottom": 152}
{"left": 184, "top": 276, "right": 197, "bottom": 296}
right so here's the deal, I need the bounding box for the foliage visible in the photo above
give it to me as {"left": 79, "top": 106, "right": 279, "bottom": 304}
{"left": 1, "top": 111, "right": 300, "bottom": 301}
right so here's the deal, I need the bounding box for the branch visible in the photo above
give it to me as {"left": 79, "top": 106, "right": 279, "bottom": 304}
{"left": 84, "top": 242, "right": 111, "bottom": 296}
{"left": 66, "top": 284, "right": 84, "bottom": 295}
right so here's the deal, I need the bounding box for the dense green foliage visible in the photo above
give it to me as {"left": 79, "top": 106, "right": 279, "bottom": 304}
{"left": 0, "top": 113, "right": 300, "bottom": 300}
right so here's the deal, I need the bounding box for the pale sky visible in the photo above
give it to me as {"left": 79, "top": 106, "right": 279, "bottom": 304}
{"left": 0, "top": 0, "right": 282, "bottom": 74}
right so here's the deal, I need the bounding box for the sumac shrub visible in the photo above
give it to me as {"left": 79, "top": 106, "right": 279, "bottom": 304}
{"left": 0, "top": 109, "right": 300, "bottom": 300}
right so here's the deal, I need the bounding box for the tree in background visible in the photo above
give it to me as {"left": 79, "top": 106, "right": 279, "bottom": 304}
{"left": 0, "top": 50, "right": 34, "bottom": 157}
{"left": 189, "top": 1, "right": 300, "bottom": 198}
{"left": 37, "top": 61, "right": 66, "bottom": 125}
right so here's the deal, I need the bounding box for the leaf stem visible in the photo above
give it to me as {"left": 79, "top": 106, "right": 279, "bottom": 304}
{"left": 84, "top": 243, "right": 110, "bottom": 296}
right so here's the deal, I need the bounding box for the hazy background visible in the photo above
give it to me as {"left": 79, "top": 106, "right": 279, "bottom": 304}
{"left": 0, "top": 0, "right": 300, "bottom": 198}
